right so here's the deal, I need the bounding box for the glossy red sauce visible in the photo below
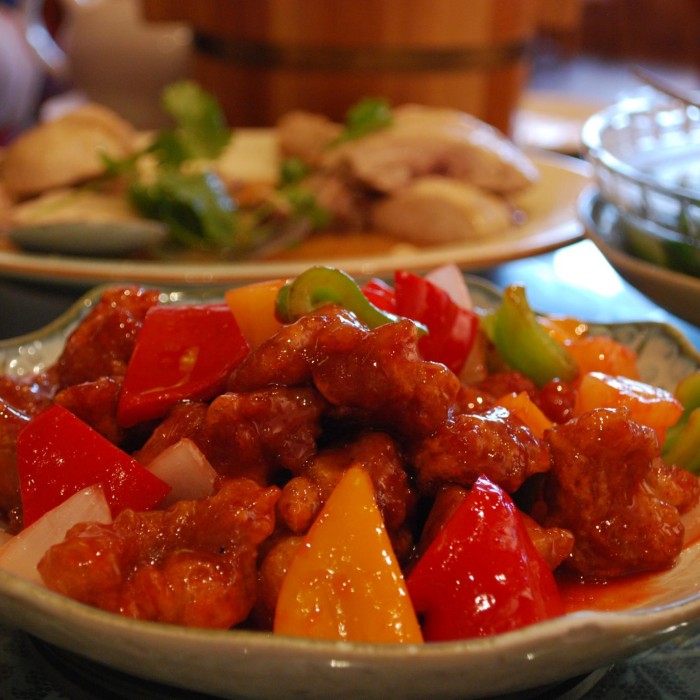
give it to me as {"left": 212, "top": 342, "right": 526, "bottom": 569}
{"left": 557, "top": 570, "right": 665, "bottom": 613}
{"left": 557, "top": 501, "right": 700, "bottom": 613}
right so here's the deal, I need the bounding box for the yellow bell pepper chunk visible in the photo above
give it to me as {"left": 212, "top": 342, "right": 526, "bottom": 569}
{"left": 574, "top": 372, "right": 683, "bottom": 443}
{"left": 497, "top": 391, "right": 553, "bottom": 439}
{"left": 224, "top": 279, "right": 286, "bottom": 350}
{"left": 538, "top": 316, "right": 588, "bottom": 345}
{"left": 273, "top": 466, "right": 423, "bottom": 644}
{"left": 566, "top": 336, "right": 640, "bottom": 379}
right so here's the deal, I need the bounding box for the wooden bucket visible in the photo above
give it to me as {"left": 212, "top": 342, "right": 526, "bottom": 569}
{"left": 141, "top": 0, "right": 539, "bottom": 135}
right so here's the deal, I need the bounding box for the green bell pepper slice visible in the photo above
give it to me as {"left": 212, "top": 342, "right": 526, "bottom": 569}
{"left": 483, "top": 284, "right": 578, "bottom": 387}
{"left": 276, "top": 266, "right": 425, "bottom": 333}
{"left": 663, "top": 370, "right": 700, "bottom": 472}
{"left": 663, "top": 408, "right": 700, "bottom": 474}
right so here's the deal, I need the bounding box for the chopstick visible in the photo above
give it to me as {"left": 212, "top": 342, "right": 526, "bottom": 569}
{"left": 631, "top": 65, "right": 700, "bottom": 108}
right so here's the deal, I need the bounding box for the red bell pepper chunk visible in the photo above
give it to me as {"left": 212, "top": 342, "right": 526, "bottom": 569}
{"left": 393, "top": 269, "right": 478, "bottom": 374}
{"left": 406, "top": 475, "right": 563, "bottom": 641}
{"left": 117, "top": 303, "right": 249, "bottom": 427}
{"left": 361, "top": 278, "right": 397, "bottom": 313}
{"left": 17, "top": 405, "right": 171, "bottom": 526}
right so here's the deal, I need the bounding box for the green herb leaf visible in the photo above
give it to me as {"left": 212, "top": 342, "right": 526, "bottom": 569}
{"left": 334, "top": 97, "right": 394, "bottom": 144}
{"left": 278, "top": 157, "right": 330, "bottom": 229}
{"left": 100, "top": 152, "right": 140, "bottom": 180}
{"left": 129, "top": 170, "right": 237, "bottom": 248}
{"left": 151, "top": 81, "right": 231, "bottom": 167}
{"left": 282, "top": 186, "right": 331, "bottom": 230}
{"left": 279, "top": 157, "right": 312, "bottom": 187}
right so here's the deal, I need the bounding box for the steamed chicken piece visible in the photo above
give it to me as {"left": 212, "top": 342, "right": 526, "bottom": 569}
{"left": 370, "top": 176, "right": 513, "bottom": 244}
{"left": 275, "top": 104, "right": 537, "bottom": 241}
{"left": 1, "top": 104, "right": 136, "bottom": 200}
{"left": 320, "top": 104, "right": 539, "bottom": 195}
{"left": 276, "top": 110, "right": 343, "bottom": 168}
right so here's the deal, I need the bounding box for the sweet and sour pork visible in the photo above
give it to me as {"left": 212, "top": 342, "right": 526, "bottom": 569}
{"left": 1, "top": 287, "right": 697, "bottom": 628}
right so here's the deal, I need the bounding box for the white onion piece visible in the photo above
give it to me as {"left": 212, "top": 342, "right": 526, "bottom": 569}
{"left": 425, "top": 263, "right": 473, "bottom": 310}
{"left": 146, "top": 438, "right": 217, "bottom": 508}
{"left": 0, "top": 484, "right": 111, "bottom": 585}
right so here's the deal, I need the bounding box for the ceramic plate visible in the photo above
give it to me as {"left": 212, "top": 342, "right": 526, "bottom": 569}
{"left": 0, "top": 151, "right": 590, "bottom": 287}
{"left": 579, "top": 187, "right": 700, "bottom": 328}
{"left": 1, "top": 278, "right": 700, "bottom": 700}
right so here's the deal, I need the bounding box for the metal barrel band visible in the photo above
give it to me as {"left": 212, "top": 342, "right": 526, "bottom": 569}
{"left": 193, "top": 33, "right": 531, "bottom": 72}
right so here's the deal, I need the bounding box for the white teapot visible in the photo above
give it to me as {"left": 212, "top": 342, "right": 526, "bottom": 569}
{"left": 22, "top": 0, "right": 192, "bottom": 128}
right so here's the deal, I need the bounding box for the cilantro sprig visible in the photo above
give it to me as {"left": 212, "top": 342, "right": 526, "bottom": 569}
{"left": 148, "top": 81, "right": 231, "bottom": 167}
{"left": 332, "top": 97, "right": 394, "bottom": 145}
{"left": 100, "top": 87, "right": 381, "bottom": 256}
{"left": 101, "top": 81, "right": 239, "bottom": 251}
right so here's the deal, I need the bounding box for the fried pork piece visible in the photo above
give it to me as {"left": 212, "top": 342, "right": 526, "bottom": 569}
{"left": 134, "top": 402, "right": 209, "bottom": 465}
{"left": 254, "top": 534, "right": 304, "bottom": 629}
{"left": 646, "top": 457, "right": 700, "bottom": 515}
{"left": 271, "top": 433, "right": 416, "bottom": 568}
{"left": 229, "top": 306, "right": 366, "bottom": 391}
{"left": 0, "top": 398, "right": 31, "bottom": 530}
{"left": 0, "top": 371, "right": 56, "bottom": 415}
{"left": 53, "top": 377, "right": 124, "bottom": 445}
{"left": 413, "top": 406, "right": 551, "bottom": 495}
{"left": 478, "top": 370, "right": 537, "bottom": 403}
{"left": 543, "top": 407, "right": 688, "bottom": 579}
{"left": 230, "top": 305, "right": 460, "bottom": 441}
{"left": 321, "top": 104, "right": 539, "bottom": 195}
{"left": 453, "top": 384, "right": 497, "bottom": 414}
{"left": 276, "top": 476, "right": 322, "bottom": 535}
{"left": 302, "top": 431, "right": 416, "bottom": 533}
{"left": 38, "top": 479, "right": 280, "bottom": 628}
{"left": 312, "top": 318, "right": 461, "bottom": 440}
{"left": 202, "top": 387, "right": 327, "bottom": 483}
{"left": 135, "top": 386, "right": 327, "bottom": 485}
{"left": 55, "top": 287, "right": 160, "bottom": 389}
{"left": 520, "top": 512, "right": 575, "bottom": 571}
{"left": 0, "top": 372, "right": 56, "bottom": 527}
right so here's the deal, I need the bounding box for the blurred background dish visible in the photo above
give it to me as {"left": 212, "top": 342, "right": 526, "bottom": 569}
{"left": 580, "top": 84, "right": 700, "bottom": 325}
{"left": 581, "top": 90, "right": 700, "bottom": 274}
{"left": 579, "top": 187, "right": 700, "bottom": 327}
